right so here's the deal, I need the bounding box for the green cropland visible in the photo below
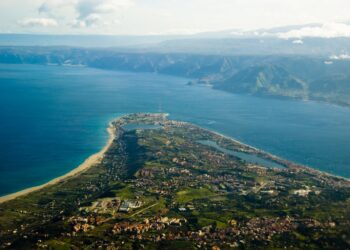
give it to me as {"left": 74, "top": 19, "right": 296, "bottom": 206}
{"left": 0, "top": 113, "right": 349, "bottom": 249}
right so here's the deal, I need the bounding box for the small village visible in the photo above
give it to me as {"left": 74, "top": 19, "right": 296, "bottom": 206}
{"left": 1, "top": 114, "right": 349, "bottom": 249}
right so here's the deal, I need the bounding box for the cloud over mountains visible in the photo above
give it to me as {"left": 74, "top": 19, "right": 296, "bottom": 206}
{"left": 7, "top": 0, "right": 350, "bottom": 35}
{"left": 278, "top": 23, "right": 350, "bottom": 39}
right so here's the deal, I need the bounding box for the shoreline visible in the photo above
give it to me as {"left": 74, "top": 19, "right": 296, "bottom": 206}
{"left": 0, "top": 114, "right": 348, "bottom": 204}
{"left": 0, "top": 123, "right": 116, "bottom": 204}
{"left": 211, "top": 128, "right": 350, "bottom": 181}
{"left": 190, "top": 123, "right": 350, "bottom": 182}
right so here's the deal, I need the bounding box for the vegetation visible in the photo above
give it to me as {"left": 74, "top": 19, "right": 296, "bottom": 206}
{"left": 0, "top": 113, "right": 349, "bottom": 249}
{"left": 1, "top": 47, "right": 350, "bottom": 106}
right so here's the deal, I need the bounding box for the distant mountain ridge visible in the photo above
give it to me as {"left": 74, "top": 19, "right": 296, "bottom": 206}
{"left": 2, "top": 29, "right": 350, "bottom": 56}
{"left": 215, "top": 65, "right": 308, "bottom": 98}
{"left": 0, "top": 46, "right": 350, "bottom": 106}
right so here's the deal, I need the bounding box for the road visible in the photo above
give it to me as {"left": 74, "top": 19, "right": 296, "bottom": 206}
{"left": 129, "top": 202, "right": 159, "bottom": 217}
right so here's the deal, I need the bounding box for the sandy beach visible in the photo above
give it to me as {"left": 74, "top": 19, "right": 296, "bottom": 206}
{"left": 0, "top": 123, "right": 116, "bottom": 204}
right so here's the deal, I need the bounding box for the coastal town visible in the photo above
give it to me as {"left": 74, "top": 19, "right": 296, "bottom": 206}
{"left": 0, "top": 113, "right": 349, "bottom": 249}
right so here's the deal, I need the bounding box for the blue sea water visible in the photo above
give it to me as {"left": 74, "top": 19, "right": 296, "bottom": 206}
{"left": 0, "top": 64, "right": 350, "bottom": 196}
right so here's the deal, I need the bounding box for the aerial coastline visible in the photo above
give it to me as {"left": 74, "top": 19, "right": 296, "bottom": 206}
{"left": 1, "top": 2, "right": 350, "bottom": 248}
{"left": 0, "top": 114, "right": 348, "bottom": 204}
{"left": 0, "top": 123, "right": 116, "bottom": 204}
{"left": 202, "top": 126, "right": 350, "bottom": 182}
{"left": 1, "top": 113, "right": 349, "bottom": 249}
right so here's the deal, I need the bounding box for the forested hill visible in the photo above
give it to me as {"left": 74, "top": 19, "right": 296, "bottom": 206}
{"left": 1, "top": 46, "right": 350, "bottom": 106}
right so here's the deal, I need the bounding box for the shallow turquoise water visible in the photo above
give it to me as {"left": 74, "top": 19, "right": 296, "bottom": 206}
{"left": 0, "top": 64, "right": 350, "bottom": 196}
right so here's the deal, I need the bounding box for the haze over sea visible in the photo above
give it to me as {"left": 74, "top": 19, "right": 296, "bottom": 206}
{"left": 0, "top": 64, "right": 350, "bottom": 196}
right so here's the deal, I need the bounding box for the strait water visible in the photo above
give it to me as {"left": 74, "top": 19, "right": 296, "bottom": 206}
{"left": 0, "top": 64, "right": 350, "bottom": 196}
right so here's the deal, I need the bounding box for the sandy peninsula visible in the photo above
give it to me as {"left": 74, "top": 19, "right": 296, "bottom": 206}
{"left": 0, "top": 123, "right": 116, "bottom": 204}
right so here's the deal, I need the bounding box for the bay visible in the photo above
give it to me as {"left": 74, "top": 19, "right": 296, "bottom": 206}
{"left": 0, "top": 64, "right": 349, "bottom": 196}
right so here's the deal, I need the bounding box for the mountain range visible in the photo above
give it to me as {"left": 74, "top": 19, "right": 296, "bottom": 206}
{"left": 1, "top": 23, "right": 350, "bottom": 107}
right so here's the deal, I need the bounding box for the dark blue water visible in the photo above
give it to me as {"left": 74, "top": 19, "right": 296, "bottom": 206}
{"left": 0, "top": 64, "right": 350, "bottom": 196}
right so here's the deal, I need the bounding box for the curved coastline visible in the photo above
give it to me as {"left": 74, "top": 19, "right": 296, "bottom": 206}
{"left": 203, "top": 126, "right": 350, "bottom": 182}
{"left": 0, "top": 123, "right": 116, "bottom": 204}
{"left": 181, "top": 120, "right": 350, "bottom": 182}
{"left": 0, "top": 114, "right": 348, "bottom": 204}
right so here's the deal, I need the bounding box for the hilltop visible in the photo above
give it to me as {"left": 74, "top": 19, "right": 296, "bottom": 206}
{"left": 213, "top": 65, "right": 308, "bottom": 99}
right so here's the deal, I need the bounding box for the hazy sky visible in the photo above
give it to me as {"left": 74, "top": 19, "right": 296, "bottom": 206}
{"left": 1, "top": 0, "right": 350, "bottom": 35}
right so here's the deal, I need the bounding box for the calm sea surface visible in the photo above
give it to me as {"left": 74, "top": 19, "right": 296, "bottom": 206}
{"left": 1, "top": 64, "right": 350, "bottom": 196}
